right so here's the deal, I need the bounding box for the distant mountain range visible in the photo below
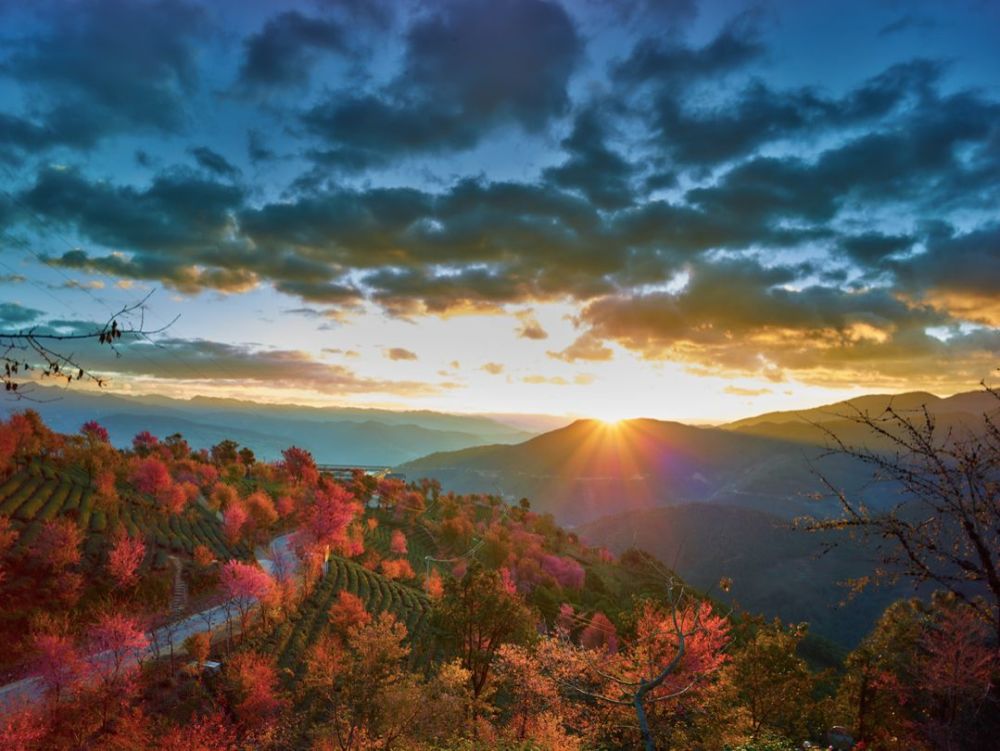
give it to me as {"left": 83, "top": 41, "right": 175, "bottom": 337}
{"left": 1, "top": 386, "right": 554, "bottom": 465}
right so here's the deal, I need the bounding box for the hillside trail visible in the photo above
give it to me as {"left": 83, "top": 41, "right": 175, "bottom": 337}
{"left": 168, "top": 555, "right": 188, "bottom": 616}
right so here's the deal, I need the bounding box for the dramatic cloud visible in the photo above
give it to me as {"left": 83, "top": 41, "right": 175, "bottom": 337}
{"left": 1, "top": 0, "right": 998, "bottom": 395}
{"left": 301, "top": 0, "right": 581, "bottom": 168}
{"left": 0, "top": 0, "right": 208, "bottom": 154}
{"left": 237, "top": 10, "right": 347, "bottom": 91}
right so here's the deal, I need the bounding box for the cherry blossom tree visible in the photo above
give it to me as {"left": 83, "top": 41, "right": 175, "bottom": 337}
{"left": 80, "top": 420, "right": 110, "bottom": 444}
{"left": 223, "top": 502, "right": 248, "bottom": 543}
{"left": 223, "top": 652, "right": 285, "bottom": 731}
{"left": 88, "top": 612, "right": 149, "bottom": 729}
{"left": 580, "top": 612, "right": 618, "bottom": 654}
{"left": 130, "top": 456, "right": 171, "bottom": 496}
{"left": 328, "top": 590, "right": 371, "bottom": 642}
{"left": 390, "top": 529, "right": 408, "bottom": 555}
{"left": 31, "top": 632, "right": 83, "bottom": 704}
{"left": 107, "top": 531, "right": 146, "bottom": 588}
{"left": 220, "top": 560, "right": 274, "bottom": 641}
{"left": 131, "top": 430, "right": 159, "bottom": 456}
{"left": 29, "top": 517, "right": 82, "bottom": 571}
{"left": 280, "top": 445, "right": 319, "bottom": 487}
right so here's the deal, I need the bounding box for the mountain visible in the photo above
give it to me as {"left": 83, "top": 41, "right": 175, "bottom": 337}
{"left": 1, "top": 386, "right": 537, "bottom": 465}
{"left": 724, "top": 389, "right": 999, "bottom": 447}
{"left": 400, "top": 417, "right": 882, "bottom": 525}
{"left": 576, "top": 504, "right": 911, "bottom": 647}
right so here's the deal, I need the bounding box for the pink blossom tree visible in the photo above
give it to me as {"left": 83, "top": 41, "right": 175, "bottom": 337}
{"left": 80, "top": 420, "right": 110, "bottom": 444}
{"left": 130, "top": 456, "right": 172, "bottom": 496}
{"left": 31, "top": 632, "right": 83, "bottom": 704}
{"left": 220, "top": 560, "right": 275, "bottom": 642}
{"left": 223, "top": 502, "right": 248, "bottom": 543}
{"left": 107, "top": 531, "right": 146, "bottom": 588}
{"left": 88, "top": 612, "right": 149, "bottom": 728}
{"left": 390, "top": 529, "right": 408, "bottom": 555}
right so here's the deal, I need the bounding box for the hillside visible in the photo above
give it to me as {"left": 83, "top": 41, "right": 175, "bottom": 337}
{"left": 400, "top": 417, "right": 882, "bottom": 525}
{"left": 576, "top": 504, "right": 909, "bottom": 647}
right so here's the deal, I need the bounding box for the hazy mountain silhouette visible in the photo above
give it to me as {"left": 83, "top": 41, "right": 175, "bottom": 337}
{"left": 2, "top": 386, "right": 539, "bottom": 465}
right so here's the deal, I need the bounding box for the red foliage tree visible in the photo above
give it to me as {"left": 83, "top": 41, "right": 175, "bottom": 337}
{"left": 224, "top": 652, "right": 286, "bottom": 730}
{"left": 107, "top": 531, "right": 146, "bottom": 588}
{"left": 541, "top": 554, "right": 585, "bottom": 590}
{"left": 157, "top": 712, "right": 238, "bottom": 751}
{"left": 580, "top": 612, "right": 618, "bottom": 654}
{"left": 29, "top": 517, "right": 83, "bottom": 571}
{"left": 223, "top": 502, "right": 248, "bottom": 543}
{"left": 156, "top": 482, "right": 188, "bottom": 515}
{"left": 131, "top": 430, "right": 159, "bottom": 456}
{"left": 31, "top": 632, "right": 83, "bottom": 703}
{"left": 280, "top": 445, "right": 319, "bottom": 487}
{"left": 380, "top": 558, "right": 415, "bottom": 581}
{"left": 390, "top": 529, "right": 408, "bottom": 555}
{"left": 220, "top": 560, "right": 274, "bottom": 639}
{"left": 328, "top": 590, "right": 372, "bottom": 642}
{"left": 424, "top": 568, "right": 444, "bottom": 599}
{"left": 302, "top": 482, "right": 360, "bottom": 553}
{"left": 80, "top": 420, "right": 110, "bottom": 444}
{"left": 0, "top": 703, "right": 46, "bottom": 751}
{"left": 245, "top": 490, "right": 278, "bottom": 532}
{"left": 130, "top": 456, "right": 172, "bottom": 496}
{"left": 88, "top": 612, "right": 149, "bottom": 728}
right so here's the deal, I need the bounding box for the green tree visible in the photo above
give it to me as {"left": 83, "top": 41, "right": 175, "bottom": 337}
{"left": 433, "top": 561, "right": 536, "bottom": 703}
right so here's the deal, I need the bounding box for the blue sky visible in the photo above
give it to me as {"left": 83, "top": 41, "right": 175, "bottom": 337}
{"left": 0, "top": 0, "right": 998, "bottom": 421}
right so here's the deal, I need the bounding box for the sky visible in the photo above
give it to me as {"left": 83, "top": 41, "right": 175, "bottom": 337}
{"left": 0, "top": 0, "right": 998, "bottom": 423}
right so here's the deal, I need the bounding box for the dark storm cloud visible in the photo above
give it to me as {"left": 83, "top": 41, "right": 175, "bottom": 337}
{"left": 0, "top": 0, "right": 208, "bottom": 151}
{"left": 237, "top": 10, "right": 348, "bottom": 90}
{"left": 302, "top": 0, "right": 581, "bottom": 167}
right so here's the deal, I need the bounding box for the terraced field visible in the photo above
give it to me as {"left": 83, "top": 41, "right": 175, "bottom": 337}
{"left": 366, "top": 516, "right": 439, "bottom": 570}
{"left": 261, "top": 554, "right": 432, "bottom": 678}
{"left": 0, "top": 466, "right": 251, "bottom": 569}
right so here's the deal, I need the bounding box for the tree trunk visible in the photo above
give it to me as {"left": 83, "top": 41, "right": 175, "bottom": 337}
{"left": 635, "top": 685, "right": 656, "bottom": 751}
